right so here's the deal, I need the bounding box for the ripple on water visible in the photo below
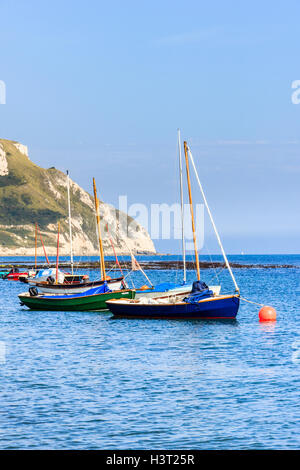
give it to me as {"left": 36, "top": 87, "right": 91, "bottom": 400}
{"left": 0, "top": 260, "right": 299, "bottom": 449}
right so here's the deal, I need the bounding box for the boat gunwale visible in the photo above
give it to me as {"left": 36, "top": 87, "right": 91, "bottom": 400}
{"left": 23, "top": 275, "right": 124, "bottom": 289}
{"left": 18, "top": 288, "right": 135, "bottom": 301}
{"left": 106, "top": 293, "right": 240, "bottom": 307}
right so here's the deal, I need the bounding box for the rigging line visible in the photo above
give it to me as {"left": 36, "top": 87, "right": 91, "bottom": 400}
{"left": 131, "top": 253, "right": 153, "bottom": 287}
{"left": 94, "top": 214, "right": 103, "bottom": 279}
{"left": 105, "top": 223, "right": 124, "bottom": 276}
{"left": 178, "top": 129, "right": 186, "bottom": 283}
{"left": 118, "top": 251, "right": 131, "bottom": 276}
{"left": 204, "top": 245, "right": 221, "bottom": 285}
{"left": 37, "top": 225, "right": 50, "bottom": 265}
{"left": 187, "top": 145, "right": 239, "bottom": 293}
{"left": 204, "top": 268, "right": 225, "bottom": 287}
{"left": 55, "top": 222, "right": 60, "bottom": 284}
{"left": 66, "top": 170, "right": 74, "bottom": 275}
{"left": 240, "top": 297, "right": 265, "bottom": 307}
{"left": 93, "top": 179, "right": 106, "bottom": 280}
{"left": 34, "top": 222, "right": 37, "bottom": 269}
{"left": 115, "top": 249, "right": 132, "bottom": 287}
{"left": 184, "top": 141, "right": 200, "bottom": 281}
{"left": 123, "top": 270, "right": 136, "bottom": 289}
{"left": 121, "top": 237, "right": 153, "bottom": 287}
{"left": 109, "top": 240, "right": 132, "bottom": 286}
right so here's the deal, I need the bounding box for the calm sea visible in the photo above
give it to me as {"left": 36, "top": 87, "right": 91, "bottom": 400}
{"left": 0, "top": 254, "right": 299, "bottom": 449}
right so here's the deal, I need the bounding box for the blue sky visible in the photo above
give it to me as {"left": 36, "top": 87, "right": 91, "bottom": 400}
{"left": 0, "top": 0, "right": 299, "bottom": 253}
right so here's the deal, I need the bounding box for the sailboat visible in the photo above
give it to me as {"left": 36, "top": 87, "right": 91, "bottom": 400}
{"left": 106, "top": 140, "right": 240, "bottom": 319}
{"left": 133, "top": 129, "right": 192, "bottom": 299}
{"left": 18, "top": 178, "right": 135, "bottom": 310}
{"left": 131, "top": 130, "right": 219, "bottom": 299}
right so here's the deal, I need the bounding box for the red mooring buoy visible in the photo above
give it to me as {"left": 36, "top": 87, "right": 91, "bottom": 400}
{"left": 259, "top": 306, "right": 277, "bottom": 322}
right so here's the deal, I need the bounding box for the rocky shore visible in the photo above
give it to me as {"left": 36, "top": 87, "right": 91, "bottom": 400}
{"left": 0, "top": 260, "right": 297, "bottom": 271}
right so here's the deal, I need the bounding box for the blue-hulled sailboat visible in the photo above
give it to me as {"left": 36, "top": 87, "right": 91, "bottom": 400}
{"left": 131, "top": 130, "right": 220, "bottom": 299}
{"left": 106, "top": 139, "right": 240, "bottom": 319}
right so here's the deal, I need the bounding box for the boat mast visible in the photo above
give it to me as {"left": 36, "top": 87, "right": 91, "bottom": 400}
{"left": 34, "top": 222, "right": 37, "bottom": 270}
{"left": 187, "top": 144, "right": 240, "bottom": 293}
{"left": 184, "top": 141, "right": 200, "bottom": 281}
{"left": 93, "top": 178, "right": 106, "bottom": 280}
{"left": 66, "top": 170, "right": 74, "bottom": 275}
{"left": 178, "top": 129, "right": 186, "bottom": 283}
{"left": 56, "top": 222, "right": 60, "bottom": 284}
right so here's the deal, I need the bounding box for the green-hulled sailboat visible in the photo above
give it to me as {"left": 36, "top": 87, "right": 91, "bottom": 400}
{"left": 19, "top": 285, "right": 135, "bottom": 311}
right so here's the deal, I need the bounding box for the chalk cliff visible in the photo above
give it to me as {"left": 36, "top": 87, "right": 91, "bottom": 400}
{"left": 0, "top": 139, "right": 155, "bottom": 256}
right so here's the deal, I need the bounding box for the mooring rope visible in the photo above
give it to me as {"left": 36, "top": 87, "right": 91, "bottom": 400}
{"left": 240, "top": 296, "right": 265, "bottom": 307}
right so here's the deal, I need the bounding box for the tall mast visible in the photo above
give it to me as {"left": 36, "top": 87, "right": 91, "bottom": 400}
{"left": 94, "top": 215, "right": 103, "bottom": 278}
{"left": 93, "top": 178, "right": 106, "bottom": 280}
{"left": 184, "top": 141, "right": 200, "bottom": 281}
{"left": 34, "top": 222, "right": 37, "bottom": 269}
{"left": 187, "top": 144, "right": 239, "bottom": 292}
{"left": 56, "top": 222, "right": 60, "bottom": 284}
{"left": 178, "top": 129, "right": 186, "bottom": 283}
{"left": 66, "top": 170, "right": 74, "bottom": 275}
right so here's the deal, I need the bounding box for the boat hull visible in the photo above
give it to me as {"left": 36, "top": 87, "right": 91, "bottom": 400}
{"left": 19, "top": 289, "right": 135, "bottom": 311}
{"left": 106, "top": 295, "right": 240, "bottom": 319}
{"left": 32, "top": 279, "right": 123, "bottom": 294}
{"left": 24, "top": 276, "right": 124, "bottom": 294}
{"left": 5, "top": 272, "right": 28, "bottom": 281}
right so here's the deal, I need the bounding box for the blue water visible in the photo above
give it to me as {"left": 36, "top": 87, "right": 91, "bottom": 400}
{"left": 1, "top": 253, "right": 300, "bottom": 266}
{"left": 0, "top": 255, "right": 299, "bottom": 449}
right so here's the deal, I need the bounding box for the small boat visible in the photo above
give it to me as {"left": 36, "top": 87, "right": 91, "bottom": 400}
{"left": 106, "top": 138, "right": 240, "bottom": 320}
{"left": 3, "top": 267, "right": 30, "bottom": 281}
{"left": 21, "top": 267, "right": 68, "bottom": 283}
{"left": 25, "top": 275, "right": 124, "bottom": 294}
{"left": 19, "top": 284, "right": 135, "bottom": 311}
{"left": 107, "top": 282, "right": 239, "bottom": 319}
{"left": 20, "top": 267, "right": 89, "bottom": 284}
